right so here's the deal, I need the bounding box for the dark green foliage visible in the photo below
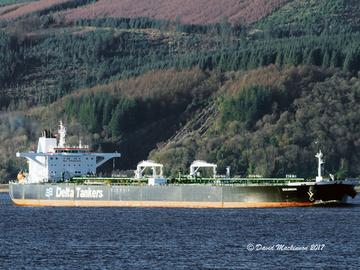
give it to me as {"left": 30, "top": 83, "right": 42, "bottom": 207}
{"left": 257, "top": 0, "right": 360, "bottom": 37}
{"left": 3, "top": 2, "right": 360, "bottom": 180}
{"left": 76, "top": 17, "right": 173, "bottom": 32}
{"left": 220, "top": 86, "right": 274, "bottom": 129}
{"left": 0, "top": 31, "right": 22, "bottom": 87}
{"left": 343, "top": 46, "right": 360, "bottom": 73}
{"left": 3, "top": 14, "right": 360, "bottom": 111}
{"left": 0, "top": 28, "right": 179, "bottom": 108}
{"left": 200, "top": 34, "right": 360, "bottom": 74}
{"left": 64, "top": 87, "right": 206, "bottom": 139}
{"left": 52, "top": 68, "right": 217, "bottom": 170}
{"left": 75, "top": 17, "right": 242, "bottom": 36}
{"left": 151, "top": 66, "right": 360, "bottom": 178}
{"left": 0, "top": 0, "right": 32, "bottom": 4}
{"left": 65, "top": 93, "right": 137, "bottom": 135}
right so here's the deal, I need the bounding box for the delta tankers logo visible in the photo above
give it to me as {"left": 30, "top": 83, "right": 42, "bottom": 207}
{"left": 45, "top": 187, "right": 103, "bottom": 199}
{"left": 45, "top": 187, "right": 54, "bottom": 198}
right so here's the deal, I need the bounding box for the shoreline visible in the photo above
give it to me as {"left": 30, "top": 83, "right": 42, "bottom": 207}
{"left": 0, "top": 184, "right": 8, "bottom": 192}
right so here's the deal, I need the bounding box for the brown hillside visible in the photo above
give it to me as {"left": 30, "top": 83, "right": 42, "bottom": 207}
{"left": 0, "top": 0, "right": 71, "bottom": 20}
{"left": 0, "top": 3, "right": 26, "bottom": 17}
{"left": 60, "top": 0, "right": 290, "bottom": 25}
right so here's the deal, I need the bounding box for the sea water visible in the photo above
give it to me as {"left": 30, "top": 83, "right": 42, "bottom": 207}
{"left": 0, "top": 193, "right": 359, "bottom": 269}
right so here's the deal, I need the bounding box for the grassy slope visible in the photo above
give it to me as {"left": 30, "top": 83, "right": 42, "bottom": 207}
{"left": 0, "top": 0, "right": 71, "bottom": 20}
{"left": 55, "top": 0, "right": 291, "bottom": 25}
{"left": 0, "top": 0, "right": 291, "bottom": 24}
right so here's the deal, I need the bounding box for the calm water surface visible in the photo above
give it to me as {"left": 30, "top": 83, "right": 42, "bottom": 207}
{"left": 0, "top": 193, "right": 359, "bottom": 269}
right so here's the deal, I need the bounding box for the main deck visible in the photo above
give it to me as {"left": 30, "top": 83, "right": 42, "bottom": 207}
{"left": 71, "top": 176, "right": 309, "bottom": 186}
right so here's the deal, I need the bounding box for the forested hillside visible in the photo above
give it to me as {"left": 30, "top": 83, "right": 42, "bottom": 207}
{"left": 257, "top": 0, "right": 360, "bottom": 35}
{"left": 150, "top": 66, "right": 360, "bottom": 178}
{"left": 1, "top": 0, "right": 360, "bottom": 182}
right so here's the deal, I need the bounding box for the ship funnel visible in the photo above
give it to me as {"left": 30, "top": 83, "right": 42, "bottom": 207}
{"left": 41, "top": 129, "right": 53, "bottom": 138}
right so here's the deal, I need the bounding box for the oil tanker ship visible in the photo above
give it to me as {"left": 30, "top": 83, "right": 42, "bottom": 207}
{"left": 9, "top": 122, "right": 358, "bottom": 208}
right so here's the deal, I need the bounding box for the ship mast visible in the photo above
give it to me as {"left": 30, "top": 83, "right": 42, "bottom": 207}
{"left": 315, "top": 150, "right": 324, "bottom": 182}
{"left": 58, "top": 121, "right": 66, "bottom": 147}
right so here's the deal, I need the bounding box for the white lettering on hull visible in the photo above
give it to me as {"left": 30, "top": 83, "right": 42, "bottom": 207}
{"left": 282, "top": 188, "right": 297, "bottom": 191}
{"left": 46, "top": 187, "right": 104, "bottom": 199}
{"left": 56, "top": 187, "right": 74, "bottom": 198}
{"left": 76, "top": 187, "right": 103, "bottom": 198}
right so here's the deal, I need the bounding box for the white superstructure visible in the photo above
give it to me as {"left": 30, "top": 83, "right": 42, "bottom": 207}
{"left": 16, "top": 122, "right": 121, "bottom": 183}
{"left": 135, "top": 160, "right": 164, "bottom": 179}
{"left": 190, "top": 160, "right": 217, "bottom": 178}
